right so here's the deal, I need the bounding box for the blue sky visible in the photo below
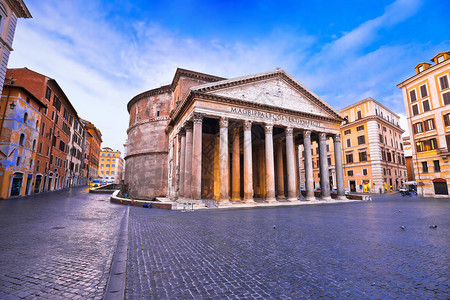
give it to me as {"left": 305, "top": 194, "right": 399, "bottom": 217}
{"left": 8, "top": 0, "right": 450, "bottom": 153}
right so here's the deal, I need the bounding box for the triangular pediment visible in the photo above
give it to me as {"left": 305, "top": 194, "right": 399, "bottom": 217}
{"left": 191, "top": 70, "right": 341, "bottom": 120}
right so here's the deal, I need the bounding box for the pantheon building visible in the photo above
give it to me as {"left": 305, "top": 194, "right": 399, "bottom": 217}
{"left": 125, "top": 68, "right": 347, "bottom": 205}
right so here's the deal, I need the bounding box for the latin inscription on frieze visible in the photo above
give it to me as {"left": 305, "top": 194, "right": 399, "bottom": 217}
{"left": 230, "top": 107, "right": 322, "bottom": 128}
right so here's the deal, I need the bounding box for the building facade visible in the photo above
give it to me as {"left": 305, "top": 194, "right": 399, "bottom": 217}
{"left": 339, "top": 98, "right": 407, "bottom": 193}
{"left": 81, "top": 119, "right": 102, "bottom": 184}
{"left": 397, "top": 51, "right": 450, "bottom": 197}
{"left": 126, "top": 68, "right": 347, "bottom": 204}
{"left": 98, "top": 147, "right": 123, "bottom": 184}
{"left": 0, "top": 83, "right": 45, "bottom": 198}
{"left": 0, "top": 0, "right": 31, "bottom": 95}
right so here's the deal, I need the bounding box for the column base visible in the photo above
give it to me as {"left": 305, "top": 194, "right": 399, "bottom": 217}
{"left": 336, "top": 195, "right": 348, "bottom": 201}
{"left": 286, "top": 197, "right": 299, "bottom": 202}
{"left": 276, "top": 195, "right": 285, "bottom": 200}
{"left": 217, "top": 200, "right": 232, "bottom": 206}
{"left": 265, "top": 198, "right": 277, "bottom": 203}
{"left": 243, "top": 198, "right": 257, "bottom": 204}
{"left": 231, "top": 197, "right": 241, "bottom": 202}
{"left": 303, "top": 196, "right": 316, "bottom": 201}
{"left": 320, "top": 196, "right": 333, "bottom": 201}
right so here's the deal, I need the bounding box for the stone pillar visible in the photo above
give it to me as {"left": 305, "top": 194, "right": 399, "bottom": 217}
{"left": 218, "top": 117, "right": 230, "bottom": 205}
{"left": 243, "top": 120, "right": 255, "bottom": 203}
{"left": 333, "top": 134, "right": 347, "bottom": 200}
{"left": 319, "top": 132, "right": 332, "bottom": 201}
{"left": 191, "top": 113, "right": 204, "bottom": 200}
{"left": 231, "top": 127, "right": 240, "bottom": 202}
{"left": 297, "top": 144, "right": 303, "bottom": 198}
{"left": 276, "top": 140, "right": 285, "bottom": 199}
{"left": 184, "top": 122, "right": 193, "bottom": 199}
{"left": 285, "top": 127, "right": 297, "bottom": 201}
{"left": 264, "top": 124, "right": 276, "bottom": 203}
{"left": 303, "top": 130, "right": 315, "bottom": 201}
{"left": 178, "top": 129, "right": 186, "bottom": 198}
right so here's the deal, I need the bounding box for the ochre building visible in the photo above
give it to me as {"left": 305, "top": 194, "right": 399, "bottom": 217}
{"left": 126, "top": 68, "right": 348, "bottom": 204}
{"left": 397, "top": 51, "right": 450, "bottom": 197}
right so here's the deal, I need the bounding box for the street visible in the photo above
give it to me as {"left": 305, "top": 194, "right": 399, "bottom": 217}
{"left": 0, "top": 189, "right": 449, "bottom": 299}
{"left": 0, "top": 187, "right": 126, "bottom": 299}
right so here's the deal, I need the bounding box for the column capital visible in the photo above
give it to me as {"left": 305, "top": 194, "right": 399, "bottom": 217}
{"left": 178, "top": 128, "right": 186, "bottom": 136}
{"left": 319, "top": 132, "right": 327, "bottom": 141}
{"left": 192, "top": 112, "right": 205, "bottom": 124}
{"left": 184, "top": 121, "right": 193, "bottom": 131}
{"left": 219, "top": 117, "right": 228, "bottom": 128}
{"left": 243, "top": 120, "right": 252, "bottom": 131}
{"left": 303, "top": 130, "right": 311, "bottom": 139}
{"left": 333, "top": 133, "right": 341, "bottom": 143}
{"left": 285, "top": 126, "right": 293, "bottom": 136}
{"left": 264, "top": 124, "right": 273, "bottom": 134}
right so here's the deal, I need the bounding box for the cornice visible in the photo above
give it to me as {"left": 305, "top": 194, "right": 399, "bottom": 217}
{"left": 124, "top": 150, "right": 168, "bottom": 160}
{"left": 170, "top": 68, "right": 225, "bottom": 87}
{"left": 340, "top": 115, "right": 404, "bottom": 134}
{"left": 126, "top": 117, "right": 170, "bottom": 134}
{"left": 397, "top": 57, "right": 450, "bottom": 88}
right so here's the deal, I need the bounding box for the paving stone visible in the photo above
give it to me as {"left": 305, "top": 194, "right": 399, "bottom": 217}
{"left": 126, "top": 193, "right": 449, "bottom": 299}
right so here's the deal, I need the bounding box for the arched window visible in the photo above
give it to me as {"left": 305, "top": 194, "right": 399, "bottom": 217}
{"left": 32, "top": 140, "right": 36, "bottom": 150}
{"left": 36, "top": 120, "right": 39, "bottom": 128}
{"left": 23, "top": 112, "right": 28, "bottom": 123}
{"left": 19, "top": 134, "right": 25, "bottom": 146}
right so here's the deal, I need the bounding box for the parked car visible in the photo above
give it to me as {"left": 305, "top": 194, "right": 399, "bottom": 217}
{"left": 91, "top": 179, "right": 101, "bottom": 187}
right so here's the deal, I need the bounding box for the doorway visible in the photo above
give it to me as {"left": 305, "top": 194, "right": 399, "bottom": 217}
{"left": 10, "top": 173, "right": 23, "bottom": 196}
{"left": 349, "top": 180, "right": 356, "bottom": 192}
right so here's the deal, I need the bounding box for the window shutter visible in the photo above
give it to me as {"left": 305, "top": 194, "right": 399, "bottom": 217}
{"left": 409, "top": 90, "right": 417, "bottom": 102}
{"left": 440, "top": 76, "right": 449, "bottom": 90}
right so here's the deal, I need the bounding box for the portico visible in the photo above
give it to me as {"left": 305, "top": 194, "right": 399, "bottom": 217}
{"left": 165, "top": 70, "right": 346, "bottom": 206}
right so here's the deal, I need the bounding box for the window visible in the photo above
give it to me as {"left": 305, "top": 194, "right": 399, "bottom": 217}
{"left": 59, "top": 141, "right": 65, "bottom": 152}
{"left": 41, "top": 122, "right": 45, "bottom": 136}
{"left": 387, "top": 151, "right": 392, "bottom": 162}
{"left": 346, "top": 152, "right": 354, "bottom": 164}
{"left": 108, "top": 154, "right": 111, "bottom": 156}
{"left": 443, "top": 92, "right": 450, "bottom": 105}
{"left": 53, "top": 96, "right": 61, "bottom": 112}
{"left": 19, "top": 134, "right": 25, "bottom": 146}
{"left": 413, "top": 122, "right": 423, "bottom": 134}
{"left": 409, "top": 90, "right": 417, "bottom": 102}
{"left": 416, "top": 138, "right": 438, "bottom": 152}
{"left": 412, "top": 104, "right": 419, "bottom": 115}
{"left": 379, "top": 134, "right": 383, "bottom": 144}
{"left": 422, "top": 161, "right": 428, "bottom": 173}
{"left": 357, "top": 110, "right": 362, "bottom": 120}
{"left": 383, "top": 126, "right": 386, "bottom": 132}
{"left": 111, "top": 171, "right": 115, "bottom": 175}
{"left": 38, "top": 142, "right": 42, "bottom": 153}
{"left": 434, "top": 160, "right": 440, "bottom": 172}
{"left": 444, "top": 113, "right": 450, "bottom": 127}
{"left": 100, "top": 164, "right": 104, "bottom": 167}
{"left": 347, "top": 170, "right": 354, "bottom": 176}
{"left": 424, "top": 118, "right": 435, "bottom": 131}
{"left": 107, "top": 159, "right": 110, "bottom": 161}
{"left": 63, "top": 108, "right": 69, "bottom": 121}
{"left": 102, "top": 153, "right": 105, "bottom": 156}
{"left": 32, "top": 140, "right": 36, "bottom": 151}
{"left": 362, "top": 169, "right": 368, "bottom": 176}
{"left": 344, "top": 129, "right": 351, "bottom": 135}
{"left": 356, "top": 125, "right": 364, "bottom": 131}
{"left": 16, "top": 156, "right": 21, "bottom": 166}
{"left": 359, "top": 151, "right": 367, "bottom": 162}
{"left": 357, "top": 135, "right": 365, "bottom": 145}
{"left": 23, "top": 112, "right": 28, "bottom": 123}
{"left": 346, "top": 139, "right": 351, "bottom": 148}
{"left": 439, "top": 75, "right": 449, "bottom": 90}
{"left": 422, "top": 100, "right": 430, "bottom": 112}
{"left": 112, "top": 164, "right": 115, "bottom": 167}
{"left": 420, "top": 85, "right": 428, "bottom": 98}
{"left": 437, "top": 55, "right": 444, "bottom": 63}
{"left": 106, "top": 164, "right": 110, "bottom": 167}
{"left": 45, "top": 87, "right": 52, "bottom": 100}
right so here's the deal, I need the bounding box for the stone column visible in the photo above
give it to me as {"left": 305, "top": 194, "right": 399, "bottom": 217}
{"left": 264, "top": 124, "right": 276, "bottom": 203}
{"left": 297, "top": 144, "right": 303, "bottom": 198}
{"left": 285, "top": 127, "right": 297, "bottom": 201}
{"left": 333, "top": 134, "right": 347, "bottom": 200}
{"left": 191, "top": 113, "right": 204, "bottom": 200}
{"left": 319, "top": 132, "right": 332, "bottom": 201}
{"left": 276, "top": 140, "right": 285, "bottom": 199}
{"left": 218, "top": 117, "right": 230, "bottom": 205}
{"left": 243, "top": 120, "right": 255, "bottom": 203}
{"left": 231, "top": 127, "right": 240, "bottom": 202}
{"left": 184, "top": 122, "right": 193, "bottom": 199}
{"left": 178, "top": 129, "right": 186, "bottom": 198}
{"left": 303, "top": 130, "right": 315, "bottom": 201}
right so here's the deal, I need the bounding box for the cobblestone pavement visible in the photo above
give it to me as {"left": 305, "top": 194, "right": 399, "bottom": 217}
{"left": 0, "top": 187, "right": 126, "bottom": 299}
{"left": 127, "top": 194, "right": 450, "bottom": 299}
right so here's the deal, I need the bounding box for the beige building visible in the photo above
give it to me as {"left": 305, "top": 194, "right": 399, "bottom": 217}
{"left": 126, "top": 68, "right": 348, "bottom": 204}
{"left": 0, "top": 0, "right": 31, "bottom": 95}
{"left": 299, "top": 98, "right": 407, "bottom": 194}
{"left": 397, "top": 51, "right": 450, "bottom": 197}
{"left": 99, "top": 147, "right": 123, "bottom": 184}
